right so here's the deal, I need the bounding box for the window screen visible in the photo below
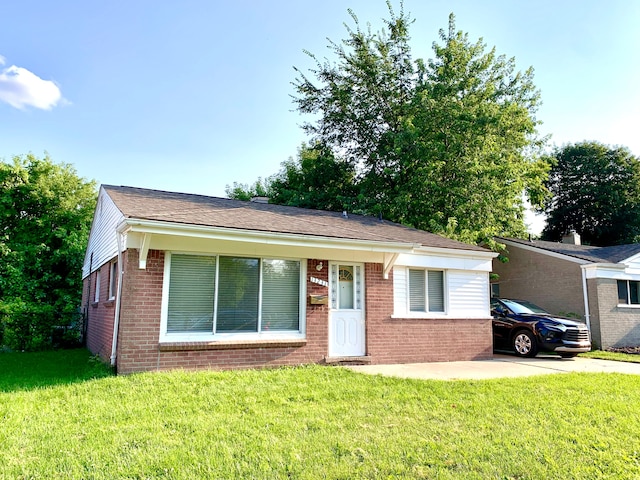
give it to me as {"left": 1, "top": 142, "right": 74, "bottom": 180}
{"left": 428, "top": 270, "right": 445, "bottom": 312}
{"left": 167, "top": 255, "right": 215, "bottom": 332}
{"left": 216, "top": 256, "right": 259, "bottom": 332}
{"left": 409, "top": 269, "right": 445, "bottom": 313}
{"left": 262, "top": 259, "right": 300, "bottom": 330}
{"left": 409, "top": 269, "right": 426, "bottom": 312}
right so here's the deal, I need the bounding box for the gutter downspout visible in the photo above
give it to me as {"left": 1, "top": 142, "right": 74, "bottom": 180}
{"left": 110, "top": 232, "right": 125, "bottom": 366}
{"left": 581, "top": 266, "right": 591, "bottom": 331}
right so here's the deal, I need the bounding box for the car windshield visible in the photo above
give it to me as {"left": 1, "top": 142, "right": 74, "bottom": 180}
{"left": 501, "top": 299, "right": 549, "bottom": 315}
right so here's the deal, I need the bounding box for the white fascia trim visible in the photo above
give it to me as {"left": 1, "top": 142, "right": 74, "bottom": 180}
{"left": 581, "top": 262, "right": 628, "bottom": 280}
{"left": 621, "top": 251, "right": 640, "bottom": 265}
{"left": 500, "top": 239, "right": 589, "bottom": 264}
{"left": 117, "top": 218, "right": 420, "bottom": 254}
{"left": 413, "top": 245, "right": 498, "bottom": 260}
{"left": 581, "top": 263, "right": 624, "bottom": 270}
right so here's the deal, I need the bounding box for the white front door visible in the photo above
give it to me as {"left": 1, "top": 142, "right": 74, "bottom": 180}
{"left": 329, "top": 263, "right": 365, "bottom": 357}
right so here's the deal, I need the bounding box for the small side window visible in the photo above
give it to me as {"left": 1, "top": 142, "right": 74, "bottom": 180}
{"left": 108, "top": 260, "right": 118, "bottom": 300}
{"left": 94, "top": 268, "right": 101, "bottom": 303}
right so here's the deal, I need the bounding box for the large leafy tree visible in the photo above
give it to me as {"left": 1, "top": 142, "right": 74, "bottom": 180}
{"left": 542, "top": 142, "right": 640, "bottom": 245}
{"left": 268, "top": 143, "right": 359, "bottom": 212}
{"left": 226, "top": 143, "right": 359, "bottom": 212}
{"left": 0, "top": 154, "right": 96, "bottom": 350}
{"left": 291, "top": 4, "right": 548, "bottom": 244}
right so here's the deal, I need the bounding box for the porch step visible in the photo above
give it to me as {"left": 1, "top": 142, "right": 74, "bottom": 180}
{"left": 324, "top": 355, "right": 372, "bottom": 365}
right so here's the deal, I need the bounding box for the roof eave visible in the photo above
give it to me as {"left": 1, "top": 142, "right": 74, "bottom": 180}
{"left": 498, "top": 238, "right": 591, "bottom": 264}
{"left": 581, "top": 262, "right": 625, "bottom": 270}
{"left": 414, "top": 244, "right": 498, "bottom": 259}
{"left": 117, "top": 217, "right": 421, "bottom": 254}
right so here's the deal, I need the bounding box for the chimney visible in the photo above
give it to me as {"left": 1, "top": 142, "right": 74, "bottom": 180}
{"left": 562, "top": 230, "right": 581, "bottom": 245}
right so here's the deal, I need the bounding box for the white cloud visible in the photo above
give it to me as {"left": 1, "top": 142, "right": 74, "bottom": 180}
{"left": 0, "top": 57, "right": 63, "bottom": 110}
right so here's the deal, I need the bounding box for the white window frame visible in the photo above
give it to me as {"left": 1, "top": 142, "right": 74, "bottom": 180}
{"left": 617, "top": 279, "right": 640, "bottom": 307}
{"left": 94, "top": 268, "right": 101, "bottom": 303}
{"left": 108, "top": 260, "right": 118, "bottom": 301}
{"left": 160, "top": 252, "right": 307, "bottom": 343}
{"left": 391, "top": 267, "right": 448, "bottom": 318}
{"left": 407, "top": 268, "right": 446, "bottom": 315}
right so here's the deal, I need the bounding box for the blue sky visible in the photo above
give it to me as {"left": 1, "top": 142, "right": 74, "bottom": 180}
{"left": 1, "top": 1, "right": 638, "bottom": 233}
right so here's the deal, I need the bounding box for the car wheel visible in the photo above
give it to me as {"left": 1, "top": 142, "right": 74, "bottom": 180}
{"left": 512, "top": 330, "right": 538, "bottom": 357}
{"left": 559, "top": 353, "right": 577, "bottom": 358}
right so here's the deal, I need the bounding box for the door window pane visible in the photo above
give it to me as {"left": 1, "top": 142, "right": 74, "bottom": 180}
{"left": 217, "top": 256, "right": 259, "bottom": 332}
{"left": 338, "top": 266, "right": 354, "bottom": 309}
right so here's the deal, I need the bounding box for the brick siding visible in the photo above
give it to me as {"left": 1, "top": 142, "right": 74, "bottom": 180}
{"left": 364, "top": 263, "right": 493, "bottom": 363}
{"left": 591, "top": 278, "right": 640, "bottom": 349}
{"left": 115, "top": 252, "right": 331, "bottom": 374}
{"left": 83, "top": 265, "right": 116, "bottom": 362}
{"left": 108, "top": 250, "right": 492, "bottom": 373}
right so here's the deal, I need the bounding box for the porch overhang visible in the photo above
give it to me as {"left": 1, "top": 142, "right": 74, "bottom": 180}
{"left": 117, "top": 218, "right": 421, "bottom": 274}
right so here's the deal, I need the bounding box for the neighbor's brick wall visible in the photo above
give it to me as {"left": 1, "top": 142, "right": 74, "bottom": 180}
{"left": 83, "top": 264, "right": 116, "bottom": 362}
{"left": 493, "top": 245, "right": 585, "bottom": 319}
{"left": 364, "top": 263, "right": 493, "bottom": 363}
{"left": 590, "top": 278, "right": 640, "bottom": 349}
{"left": 115, "top": 252, "right": 330, "bottom": 374}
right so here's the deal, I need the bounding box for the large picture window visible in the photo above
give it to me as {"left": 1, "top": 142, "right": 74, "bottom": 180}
{"left": 408, "top": 269, "right": 445, "bottom": 313}
{"left": 166, "top": 254, "right": 302, "bottom": 336}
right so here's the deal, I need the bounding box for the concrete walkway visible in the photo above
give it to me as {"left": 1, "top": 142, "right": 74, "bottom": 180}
{"left": 347, "top": 354, "right": 640, "bottom": 380}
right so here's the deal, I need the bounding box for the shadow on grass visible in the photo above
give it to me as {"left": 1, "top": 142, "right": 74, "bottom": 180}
{"left": 0, "top": 348, "right": 114, "bottom": 392}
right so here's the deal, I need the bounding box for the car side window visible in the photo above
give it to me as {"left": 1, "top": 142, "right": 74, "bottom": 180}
{"left": 491, "top": 301, "right": 506, "bottom": 316}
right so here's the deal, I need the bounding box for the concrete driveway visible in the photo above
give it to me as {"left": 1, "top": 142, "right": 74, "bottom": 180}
{"left": 347, "top": 354, "right": 640, "bottom": 380}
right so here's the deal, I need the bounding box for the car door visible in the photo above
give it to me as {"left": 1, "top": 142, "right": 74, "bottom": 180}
{"left": 491, "top": 300, "right": 514, "bottom": 350}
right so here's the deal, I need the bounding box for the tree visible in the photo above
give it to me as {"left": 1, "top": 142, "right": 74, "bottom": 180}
{"left": 0, "top": 154, "right": 97, "bottom": 350}
{"left": 269, "top": 143, "right": 359, "bottom": 212}
{"left": 226, "top": 143, "right": 360, "bottom": 212}
{"left": 225, "top": 177, "right": 271, "bottom": 202}
{"left": 542, "top": 142, "right": 640, "bottom": 245}
{"left": 291, "top": 4, "right": 549, "bottom": 244}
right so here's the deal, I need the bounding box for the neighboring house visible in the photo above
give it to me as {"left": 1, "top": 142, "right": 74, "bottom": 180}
{"left": 82, "top": 185, "right": 497, "bottom": 374}
{"left": 493, "top": 233, "right": 640, "bottom": 349}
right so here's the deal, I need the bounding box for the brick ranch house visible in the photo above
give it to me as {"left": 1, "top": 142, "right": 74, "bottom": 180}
{"left": 492, "top": 234, "right": 640, "bottom": 349}
{"left": 82, "top": 185, "right": 497, "bottom": 374}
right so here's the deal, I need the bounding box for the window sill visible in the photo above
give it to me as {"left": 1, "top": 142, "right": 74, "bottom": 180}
{"left": 91, "top": 302, "right": 99, "bottom": 308}
{"left": 617, "top": 304, "right": 640, "bottom": 309}
{"left": 158, "top": 338, "right": 307, "bottom": 352}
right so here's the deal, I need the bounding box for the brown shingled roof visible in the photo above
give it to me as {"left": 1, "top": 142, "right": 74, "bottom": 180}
{"left": 103, "top": 185, "right": 487, "bottom": 253}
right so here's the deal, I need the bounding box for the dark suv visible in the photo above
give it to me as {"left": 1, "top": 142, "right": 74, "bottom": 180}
{"left": 491, "top": 298, "right": 591, "bottom": 358}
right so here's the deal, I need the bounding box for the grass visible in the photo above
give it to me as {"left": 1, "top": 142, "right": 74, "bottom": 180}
{"left": 581, "top": 350, "right": 640, "bottom": 363}
{"left": 2, "top": 350, "right": 640, "bottom": 479}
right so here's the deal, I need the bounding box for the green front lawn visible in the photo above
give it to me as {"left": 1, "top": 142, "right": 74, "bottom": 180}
{"left": 1, "top": 349, "right": 640, "bottom": 479}
{"left": 581, "top": 350, "right": 640, "bottom": 363}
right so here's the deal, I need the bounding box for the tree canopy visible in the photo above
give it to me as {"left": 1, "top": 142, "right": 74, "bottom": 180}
{"left": 234, "top": 4, "right": 549, "bottom": 246}
{"left": 227, "top": 143, "right": 359, "bottom": 212}
{"left": 542, "top": 141, "right": 640, "bottom": 245}
{"left": 0, "top": 154, "right": 97, "bottom": 350}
